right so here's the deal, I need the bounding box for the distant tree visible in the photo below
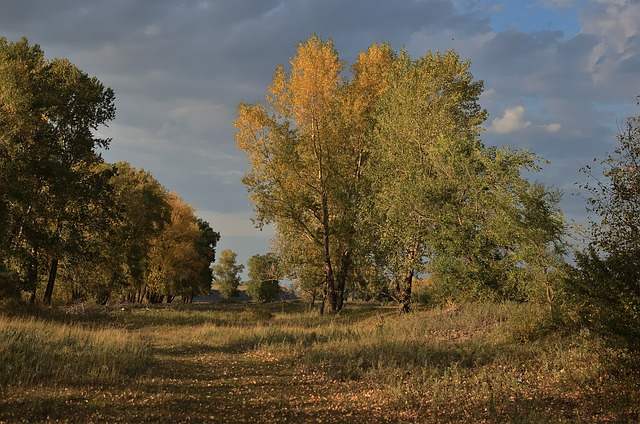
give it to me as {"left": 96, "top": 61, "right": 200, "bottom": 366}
{"left": 246, "top": 253, "right": 281, "bottom": 303}
{"left": 188, "top": 218, "right": 220, "bottom": 302}
{"left": 145, "top": 193, "right": 218, "bottom": 303}
{"left": 212, "top": 249, "right": 244, "bottom": 299}
{"left": 572, "top": 98, "right": 640, "bottom": 351}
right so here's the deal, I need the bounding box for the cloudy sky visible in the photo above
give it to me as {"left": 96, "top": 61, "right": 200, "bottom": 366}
{"left": 2, "top": 0, "right": 639, "bottom": 269}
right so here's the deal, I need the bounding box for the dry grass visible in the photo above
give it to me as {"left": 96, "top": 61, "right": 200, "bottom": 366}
{"left": 0, "top": 315, "right": 151, "bottom": 388}
{"left": 0, "top": 301, "right": 637, "bottom": 422}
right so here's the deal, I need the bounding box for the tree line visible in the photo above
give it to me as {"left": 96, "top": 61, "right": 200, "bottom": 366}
{"left": 0, "top": 37, "right": 219, "bottom": 304}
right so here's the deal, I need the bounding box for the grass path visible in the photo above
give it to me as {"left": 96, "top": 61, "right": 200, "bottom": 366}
{"left": 0, "top": 323, "right": 405, "bottom": 423}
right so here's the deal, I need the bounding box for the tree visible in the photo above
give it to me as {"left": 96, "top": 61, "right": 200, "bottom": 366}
{"left": 364, "top": 50, "right": 566, "bottom": 311}
{"left": 246, "top": 253, "right": 281, "bottom": 303}
{"left": 0, "top": 37, "right": 115, "bottom": 303}
{"left": 212, "top": 249, "right": 244, "bottom": 299}
{"left": 145, "top": 193, "right": 219, "bottom": 303}
{"left": 189, "top": 218, "right": 220, "bottom": 302}
{"left": 105, "top": 162, "right": 171, "bottom": 303}
{"left": 235, "top": 37, "right": 392, "bottom": 313}
{"left": 572, "top": 98, "right": 640, "bottom": 351}
{"left": 363, "top": 50, "right": 488, "bottom": 312}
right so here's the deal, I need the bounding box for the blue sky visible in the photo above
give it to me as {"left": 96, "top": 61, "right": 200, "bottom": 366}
{"left": 490, "top": 1, "right": 583, "bottom": 35}
{"left": 1, "top": 0, "right": 639, "bottom": 272}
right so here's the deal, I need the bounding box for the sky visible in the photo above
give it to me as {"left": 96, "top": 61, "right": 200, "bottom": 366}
{"left": 1, "top": 0, "right": 639, "bottom": 271}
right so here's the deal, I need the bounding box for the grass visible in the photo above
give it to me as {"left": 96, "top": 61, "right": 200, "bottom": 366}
{"left": 0, "top": 315, "right": 151, "bottom": 388}
{"left": 1, "top": 300, "right": 638, "bottom": 422}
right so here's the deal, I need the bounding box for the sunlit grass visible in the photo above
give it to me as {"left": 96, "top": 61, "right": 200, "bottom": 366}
{"left": 0, "top": 316, "right": 151, "bottom": 389}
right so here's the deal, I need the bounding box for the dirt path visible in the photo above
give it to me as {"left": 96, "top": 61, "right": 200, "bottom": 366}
{"left": 1, "top": 329, "right": 404, "bottom": 423}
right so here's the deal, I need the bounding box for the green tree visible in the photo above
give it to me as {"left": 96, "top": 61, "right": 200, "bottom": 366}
{"left": 364, "top": 50, "right": 566, "bottom": 311}
{"left": 363, "top": 50, "right": 488, "bottom": 312}
{"left": 572, "top": 98, "right": 640, "bottom": 351}
{"left": 189, "top": 218, "right": 220, "bottom": 302}
{"left": 212, "top": 249, "right": 244, "bottom": 299}
{"left": 106, "top": 162, "right": 171, "bottom": 303}
{"left": 146, "top": 193, "right": 206, "bottom": 303}
{"left": 246, "top": 253, "right": 281, "bottom": 303}
{"left": 0, "top": 37, "right": 115, "bottom": 303}
{"left": 145, "top": 193, "right": 219, "bottom": 303}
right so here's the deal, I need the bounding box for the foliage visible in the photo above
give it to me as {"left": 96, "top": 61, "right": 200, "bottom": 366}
{"left": 246, "top": 253, "right": 281, "bottom": 302}
{"left": 0, "top": 37, "right": 115, "bottom": 303}
{"left": 146, "top": 192, "right": 219, "bottom": 303}
{"left": 212, "top": 249, "right": 244, "bottom": 299}
{"left": 0, "top": 37, "right": 219, "bottom": 307}
{"left": 238, "top": 38, "right": 566, "bottom": 313}
{"left": 572, "top": 99, "right": 640, "bottom": 352}
{"left": 235, "top": 36, "right": 391, "bottom": 313}
{"left": 363, "top": 50, "right": 567, "bottom": 310}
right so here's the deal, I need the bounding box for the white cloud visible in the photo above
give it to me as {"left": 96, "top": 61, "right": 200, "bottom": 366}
{"left": 490, "top": 106, "right": 532, "bottom": 134}
{"left": 546, "top": 123, "right": 562, "bottom": 133}
{"left": 580, "top": 0, "right": 640, "bottom": 84}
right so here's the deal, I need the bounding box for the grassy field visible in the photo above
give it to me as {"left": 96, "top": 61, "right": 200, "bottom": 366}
{"left": 1, "top": 300, "right": 638, "bottom": 423}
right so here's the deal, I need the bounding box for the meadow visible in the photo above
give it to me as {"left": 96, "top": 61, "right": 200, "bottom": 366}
{"left": 1, "top": 300, "right": 638, "bottom": 423}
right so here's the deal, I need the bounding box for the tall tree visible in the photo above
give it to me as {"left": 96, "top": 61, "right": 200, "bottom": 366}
{"left": 212, "top": 249, "right": 244, "bottom": 299}
{"left": 364, "top": 50, "right": 566, "bottom": 311}
{"left": 145, "top": 193, "right": 220, "bottom": 303}
{"left": 235, "top": 36, "right": 392, "bottom": 313}
{"left": 0, "top": 37, "right": 115, "bottom": 303}
{"left": 189, "top": 218, "right": 220, "bottom": 302}
{"left": 107, "top": 162, "right": 171, "bottom": 303}
{"left": 363, "top": 50, "right": 488, "bottom": 312}
{"left": 146, "top": 193, "right": 200, "bottom": 303}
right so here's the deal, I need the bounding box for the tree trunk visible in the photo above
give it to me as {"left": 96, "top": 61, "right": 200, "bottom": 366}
{"left": 320, "top": 262, "right": 336, "bottom": 315}
{"left": 308, "top": 291, "right": 316, "bottom": 310}
{"left": 398, "top": 267, "right": 414, "bottom": 314}
{"left": 398, "top": 244, "right": 418, "bottom": 313}
{"left": 28, "top": 248, "right": 38, "bottom": 304}
{"left": 320, "top": 192, "right": 338, "bottom": 315}
{"left": 43, "top": 257, "right": 58, "bottom": 305}
{"left": 335, "top": 250, "right": 351, "bottom": 312}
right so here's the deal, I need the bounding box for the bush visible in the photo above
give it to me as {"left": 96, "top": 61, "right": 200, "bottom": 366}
{"left": 571, "top": 99, "right": 640, "bottom": 353}
{"left": 569, "top": 248, "right": 640, "bottom": 352}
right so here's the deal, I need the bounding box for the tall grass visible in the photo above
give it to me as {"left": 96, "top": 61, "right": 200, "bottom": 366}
{"left": 173, "top": 300, "right": 636, "bottom": 421}
{"left": 0, "top": 316, "right": 151, "bottom": 389}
